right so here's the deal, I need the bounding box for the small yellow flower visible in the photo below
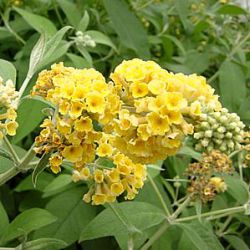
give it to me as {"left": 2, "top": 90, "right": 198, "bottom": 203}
{"left": 189, "top": 101, "right": 201, "bottom": 116}
{"left": 165, "top": 92, "right": 186, "bottom": 111}
{"left": 57, "top": 119, "right": 71, "bottom": 135}
{"left": 129, "top": 82, "right": 148, "bottom": 98}
{"left": 80, "top": 167, "right": 91, "bottom": 180}
{"left": 92, "top": 194, "right": 107, "bottom": 205}
{"left": 148, "top": 79, "right": 166, "bottom": 95}
{"left": 74, "top": 117, "right": 93, "bottom": 132}
{"left": 49, "top": 155, "right": 63, "bottom": 174}
{"left": 97, "top": 143, "right": 113, "bottom": 157}
{"left": 147, "top": 112, "right": 170, "bottom": 135}
{"left": 69, "top": 101, "right": 85, "bottom": 118}
{"left": 86, "top": 92, "right": 106, "bottom": 114}
{"left": 6, "top": 121, "right": 18, "bottom": 136}
{"left": 94, "top": 169, "right": 104, "bottom": 183}
{"left": 160, "top": 108, "right": 183, "bottom": 124}
{"left": 108, "top": 169, "right": 120, "bottom": 182}
{"left": 111, "top": 182, "right": 124, "bottom": 196}
{"left": 62, "top": 145, "right": 83, "bottom": 162}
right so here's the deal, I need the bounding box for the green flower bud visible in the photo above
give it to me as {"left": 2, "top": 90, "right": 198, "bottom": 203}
{"left": 217, "top": 126, "right": 226, "bottom": 133}
{"left": 201, "top": 122, "right": 210, "bottom": 129}
{"left": 225, "top": 132, "right": 233, "bottom": 139}
{"left": 192, "top": 108, "right": 245, "bottom": 154}
{"left": 204, "top": 130, "right": 213, "bottom": 138}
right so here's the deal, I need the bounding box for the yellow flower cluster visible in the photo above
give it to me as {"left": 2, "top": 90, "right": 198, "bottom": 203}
{"left": 32, "top": 63, "right": 146, "bottom": 205}
{"left": 186, "top": 150, "right": 232, "bottom": 203}
{"left": 32, "top": 59, "right": 222, "bottom": 205}
{"left": 72, "top": 153, "right": 147, "bottom": 205}
{"left": 0, "top": 77, "right": 19, "bottom": 139}
{"left": 107, "top": 58, "right": 220, "bottom": 163}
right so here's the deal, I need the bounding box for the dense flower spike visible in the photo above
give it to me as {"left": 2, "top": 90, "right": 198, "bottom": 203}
{"left": 186, "top": 150, "right": 232, "bottom": 203}
{"left": 0, "top": 77, "right": 19, "bottom": 138}
{"left": 193, "top": 108, "right": 245, "bottom": 154}
{"left": 32, "top": 59, "right": 225, "bottom": 205}
{"left": 108, "top": 58, "right": 220, "bottom": 163}
{"left": 32, "top": 63, "right": 146, "bottom": 205}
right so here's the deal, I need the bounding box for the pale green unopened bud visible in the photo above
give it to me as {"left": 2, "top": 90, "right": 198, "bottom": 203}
{"left": 194, "top": 132, "right": 204, "bottom": 139}
{"left": 227, "top": 141, "right": 234, "bottom": 149}
{"left": 214, "top": 138, "right": 223, "bottom": 145}
{"left": 221, "top": 108, "right": 228, "bottom": 114}
{"left": 228, "top": 122, "right": 237, "bottom": 130}
{"left": 219, "top": 116, "right": 227, "bottom": 123}
{"left": 219, "top": 143, "right": 227, "bottom": 152}
{"left": 211, "top": 124, "right": 219, "bottom": 130}
{"left": 234, "top": 127, "right": 241, "bottom": 133}
{"left": 213, "top": 112, "right": 220, "bottom": 119}
{"left": 204, "top": 130, "right": 213, "bottom": 138}
{"left": 200, "top": 114, "right": 207, "bottom": 120}
{"left": 217, "top": 126, "right": 226, "bottom": 133}
{"left": 213, "top": 132, "right": 224, "bottom": 139}
{"left": 208, "top": 117, "right": 216, "bottom": 124}
{"left": 201, "top": 122, "right": 209, "bottom": 129}
{"left": 235, "top": 135, "right": 243, "bottom": 142}
{"left": 225, "top": 132, "right": 232, "bottom": 139}
{"left": 201, "top": 139, "right": 209, "bottom": 147}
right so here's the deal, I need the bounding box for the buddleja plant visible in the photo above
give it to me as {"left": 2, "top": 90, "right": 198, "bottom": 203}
{"left": 0, "top": 29, "right": 249, "bottom": 250}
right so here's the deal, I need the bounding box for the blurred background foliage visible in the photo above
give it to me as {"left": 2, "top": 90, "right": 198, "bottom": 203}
{"left": 0, "top": 0, "right": 250, "bottom": 249}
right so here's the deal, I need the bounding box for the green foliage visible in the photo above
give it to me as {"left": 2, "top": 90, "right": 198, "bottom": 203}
{"left": 0, "top": 0, "right": 250, "bottom": 249}
{"left": 1, "top": 208, "right": 57, "bottom": 243}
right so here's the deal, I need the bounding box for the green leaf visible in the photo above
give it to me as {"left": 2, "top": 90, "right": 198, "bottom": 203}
{"left": 177, "top": 221, "right": 223, "bottom": 250}
{"left": 0, "top": 147, "right": 15, "bottom": 163}
{"left": 76, "top": 44, "right": 93, "bottom": 66}
{"left": 32, "top": 153, "right": 50, "bottom": 187}
{"left": 217, "top": 4, "right": 247, "bottom": 15}
{"left": 38, "top": 41, "right": 71, "bottom": 70}
{"left": 77, "top": 11, "right": 89, "bottom": 32}
{"left": 219, "top": 61, "right": 246, "bottom": 112}
{"left": 224, "top": 235, "right": 249, "bottom": 250}
{"left": 43, "top": 174, "right": 72, "bottom": 197}
{"left": 27, "top": 34, "right": 46, "bottom": 78}
{"left": 33, "top": 187, "right": 96, "bottom": 246}
{"left": 41, "top": 26, "right": 72, "bottom": 66}
{"left": 178, "top": 146, "right": 202, "bottom": 160}
{"left": 1, "top": 208, "right": 57, "bottom": 243}
{"left": 224, "top": 175, "right": 249, "bottom": 204}
{"left": 57, "top": 0, "right": 81, "bottom": 28}
{"left": 84, "top": 30, "right": 117, "bottom": 51}
{"left": 80, "top": 202, "right": 165, "bottom": 244}
{"left": 15, "top": 172, "right": 54, "bottom": 192}
{"left": 13, "top": 7, "right": 57, "bottom": 36}
{"left": 0, "top": 202, "right": 9, "bottom": 238}
{"left": 13, "top": 98, "right": 48, "bottom": 143}
{"left": 23, "top": 238, "right": 67, "bottom": 250}
{"left": 135, "top": 176, "right": 172, "bottom": 213}
{"left": 103, "top": 0, "right": 150, "bottom": 58}
{"left": 174, "top": 0, "right": 191, "bottom": 32}
{"left": 0, "top": 59, "right": 16, "bottom": 84}
{"left": 67, "top": 53, "right": 91, "bottom": 68}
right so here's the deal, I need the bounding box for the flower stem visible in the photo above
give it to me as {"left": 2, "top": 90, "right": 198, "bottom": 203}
{"left": 141, "top": 196, "right": 191, "bottom": 250}
{"left": 176, "top": 206, "right": 245, "bottom": 223}
{"left": 18, "top": 74, "right": 33, "bottom": 102}
{"left": 108, "top": 203, "right": 141, "bottom": 250}
{"left": 148, "top": 174, "right": 171, "bottom": 216}
{"left": 3, "top": 135, "right": 20, "bottom": 164}
{"left": 140, "top": 221, "right": 169, "bottom": 250}
{"left": 170, "top": 196, "right": 191, "bottom": 220}
{"left": 0, "top": 145, "right": 36, "bottom": 186}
